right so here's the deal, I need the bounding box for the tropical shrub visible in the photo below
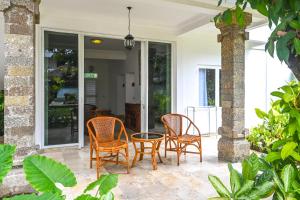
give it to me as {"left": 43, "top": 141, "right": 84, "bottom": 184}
{"left": 247, "top": 106, "right": 289, "bottom": 152}
{"left": 209, "top": 153, "right": 300, "bottom": 199}
{"left": 209, "top": 153, "right": 274, "bottom": 200}
{"left": 0, "top": 144, "right": 118, "bottom": 200}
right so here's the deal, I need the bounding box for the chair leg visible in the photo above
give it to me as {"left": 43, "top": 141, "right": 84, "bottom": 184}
{"left": 96, "top": 151, "right": 101, "bottom": 179}
{"left": 176, "top": 144, "right": 181, "bottom": 166}
{"left": 164, "top": 139, "right": 167, "bottom": 158}
{"left": 90, "top": 145, "right": 93, "bottom": 169}
{"left": 199, "top": 141, "right": 203, "bottom": 162}
{"left": 125, "top": 147, "right": 130, "bottom": 174}
{"left": 116, "top": 152, "right": 119, "bottom": 165}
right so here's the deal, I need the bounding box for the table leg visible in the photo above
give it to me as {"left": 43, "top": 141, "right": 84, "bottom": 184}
{"left": 139, "top": 142, "right": 144, "bottom": 161}
{"left": 156, "top": 141, "right": 163, "bottom": 163}
{"left": 131, "top": 141, "right": 139, "bottom": 168}
{"left": 152, "top": 141, "right": 158, "bottom": 170}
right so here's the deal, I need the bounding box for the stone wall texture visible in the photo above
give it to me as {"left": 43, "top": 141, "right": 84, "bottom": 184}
{"left": 216, "top": 13, "right": 252, "bottom": 162}
{"left": 0, "top": 0, "right": 39, "bottom": 197}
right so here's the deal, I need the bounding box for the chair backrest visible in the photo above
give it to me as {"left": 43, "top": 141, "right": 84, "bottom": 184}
{"left": 161, "top": 113, "right": 201, "bottom": 136}
{"left": 161, "top": 114, "right": 183, "bottom": 137}
{"left": 87, "top": 116, "right": 125, "bottom": 143}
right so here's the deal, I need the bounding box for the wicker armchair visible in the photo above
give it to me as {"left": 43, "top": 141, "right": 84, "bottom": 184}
{"left": 161, "top": 113, "right": 202, "bottom": 165}
{"left": 87, "top": 116, "right": 130, "bottom": 178}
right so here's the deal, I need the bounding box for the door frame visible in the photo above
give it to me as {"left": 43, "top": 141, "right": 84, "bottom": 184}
{"left": 35, "top": 26, "right": 176, "bottom": 149}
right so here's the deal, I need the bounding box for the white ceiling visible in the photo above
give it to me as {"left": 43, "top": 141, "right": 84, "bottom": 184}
{"left": 40, "top": 0, "right": 266, "bottom": 36}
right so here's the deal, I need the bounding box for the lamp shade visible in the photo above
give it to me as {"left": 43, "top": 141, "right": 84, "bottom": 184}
{"left": 124, "top": 34, "right": 135, "bottom": 50}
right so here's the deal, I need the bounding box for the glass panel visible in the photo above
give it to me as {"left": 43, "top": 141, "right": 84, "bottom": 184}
{"left": 44, "top": 31, "right": 78, "bottom": 146}
{"left": 148, "top": 42, "right": 172, "bottom": 131}
{"left": 199, "top": 68, "right": 215, "bottom": 106}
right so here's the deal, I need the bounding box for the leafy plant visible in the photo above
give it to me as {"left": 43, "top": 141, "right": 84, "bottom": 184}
{"left": 215, "top": 0, "right": 300, "bottom": 79}
{"left": 247, "top": 106, "right": 289, "bottom": 152}
{"left": 0, "top": 144, "right": 118, "bottom": 200}
{"left": 209, "top": 153, "right": 274, "bottom": 200}
{"left": 0, "top": 145, "right": 16, "bottom": 184}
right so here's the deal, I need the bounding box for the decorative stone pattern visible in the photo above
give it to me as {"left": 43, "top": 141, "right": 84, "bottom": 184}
{"left": 216, "top": 13, "right": 252, "bottom": 162}
{"left": 0, "top": 0, "right": 40, "bottom": 197}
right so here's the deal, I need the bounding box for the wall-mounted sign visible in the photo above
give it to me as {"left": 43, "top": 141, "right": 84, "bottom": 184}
{"left": 84, "top": 73, "right": 98, "bottom": 79}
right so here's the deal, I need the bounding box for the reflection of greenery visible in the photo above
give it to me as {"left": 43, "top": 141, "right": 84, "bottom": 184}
{"left": 149, "top": 44, "right": 171, "bottom": 125}
{"left": 153, "top": 92, "right": 171, "bottom": 122}
{"left": 0, "top": 91, "right": 3, "bottom": 136}
{"left": 47, "top": 48, "right": 78, "bottom": 103}
{"left": 48, "top": 107, "right": 71, "bottom": 127}
{"left": 206, "top": 69, "right": 215, "bottom": 106}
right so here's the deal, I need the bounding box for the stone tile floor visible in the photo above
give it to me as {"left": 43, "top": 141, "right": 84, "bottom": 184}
{"left": 43, "top": 136, "right": 238, "bottom": 200}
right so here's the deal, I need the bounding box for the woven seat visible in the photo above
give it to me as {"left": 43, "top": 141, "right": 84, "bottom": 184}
{"left": 87, "top": 117, "right": 130, "bottom": 178}
{"left": 161, "top": 113, "right": 202, "bottom": 165}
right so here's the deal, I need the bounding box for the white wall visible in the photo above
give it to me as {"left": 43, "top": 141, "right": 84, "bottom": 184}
{"left": 177, "top": 23, "right": 295, "bottom": 131}
{"left": 176, "top": 23, "right": 221, "bottom": 115}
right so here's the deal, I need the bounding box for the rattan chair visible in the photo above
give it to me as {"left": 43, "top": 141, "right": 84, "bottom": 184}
{"left": 87, "top": 116, "right": 130, "bottom": 178}
{"left": 161, "top": 113, "right": 202, "bottom": 165}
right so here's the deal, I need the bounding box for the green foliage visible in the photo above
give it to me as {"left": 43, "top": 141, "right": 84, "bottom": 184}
{"left": 216, "top": 0, "right": 300, "bottom": 65}
{"left": 0, "top": 144, "right": 16, "bottom": 184}
{"left": 76, "top": 174, "right": 118, "bottom": 200}
{"left": 247, "top": 107, "right": 289, "bottom": 152}
{"left": 208, "top": 154, "right": 274, "bottom": 200}
{"left": 23, "top": 155, "right": 77, "bottom": 194}
{"left": 1, "top": 144, "right": 118, "bottom": 200}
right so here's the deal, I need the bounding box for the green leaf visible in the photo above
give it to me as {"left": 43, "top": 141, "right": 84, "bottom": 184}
{"left": 84, "top": 174, "right": 118, "bottom": 196}
{"left": 265, "top": 152, "right": 282, "bottom": 163}
{"left": 271, "top": 91, "right": 284, "bottom": 98}
{"left": 222, "top": 9, "right": 232, "bottom": 25}
{"left": 23, "top": 155, "right": 77, "bottom": 194}
{"left": 281, "top": 164, "right": 296, "bottom": 193}
{"left": 0, "top": 144, "right": 16, "bottom": 184}
{"left": 281, "top": 142, "right": 298, "bottom": 160}
{"left": 100, "top": 192, "right": 114, "bottom": 200}
{"left": 290, "top": 151, "right": 300, "bottom": 161}
{"left": 276, "top": 31, "right": 296, "bottom": 63}
{"left": 228, "top": 163, "right": 241, "bottom": 194}
{"left": 235, "top": 180, "right": 254, "bottom": 197}
{"left": 266, "top": 40, "right": 275, "bottom": 57}
{"left": 208, "top": 198, "right": 229, "bottom": 200}
{"left": 245, "top": 181, "right": 274, "bottom": 199}
{"left": 242, "top": 153, "right": 260, "bottom": 180}
{"left": 255, "top": 108, "right": 268, "bottom": 119}
{"left": 289, "top": 20, "right": 300, "bottom": 30}
{"left": 5, "top": 193, "right": 64, "bottom": 200}
{"left": 74, "top": 194, "right": 99, "bottom": 200}
{"left": 273, "top": 170, "right": 285, "bottom": 195}
{"left": 208, "top": 175, "right": 231, "bottom": 198}
{"left": 294, "top": 38, "right": 300, "bottom": 55}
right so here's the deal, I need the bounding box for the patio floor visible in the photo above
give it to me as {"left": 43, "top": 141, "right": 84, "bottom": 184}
{"left": 42, "top": 135, "right": 237, "bottom": 200}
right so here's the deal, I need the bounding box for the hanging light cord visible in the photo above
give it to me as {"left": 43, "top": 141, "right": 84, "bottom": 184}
{"left": 128, "top": 7, "right": 131, "bottom": 35}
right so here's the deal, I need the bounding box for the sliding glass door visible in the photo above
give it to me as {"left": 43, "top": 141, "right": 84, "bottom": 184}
{"left": 44, "top": 31, "right": 79, "bottom": 146}
{"left": 148, "top": 42, "right": 172, "bottom": 131}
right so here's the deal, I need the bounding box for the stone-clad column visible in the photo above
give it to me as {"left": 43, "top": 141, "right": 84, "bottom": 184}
{"left": 0, "top": 0, "right": 40, "bottom": 197}
{"left": 216, "top": 12, "right": 252, "bottom": 162}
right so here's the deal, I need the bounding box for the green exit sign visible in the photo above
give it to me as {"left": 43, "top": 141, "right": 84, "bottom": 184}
{"left": 84, "top": 73, "right": 98, "bottom": 79}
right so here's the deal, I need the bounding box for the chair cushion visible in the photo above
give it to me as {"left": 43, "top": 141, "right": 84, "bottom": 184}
{"left": 178, "top": 135, "right": 201, "bottom": 143}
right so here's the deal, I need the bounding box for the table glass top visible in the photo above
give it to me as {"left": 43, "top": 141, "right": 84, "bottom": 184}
{"left": 132, "top": 133, "right": 164, "bottom": 140}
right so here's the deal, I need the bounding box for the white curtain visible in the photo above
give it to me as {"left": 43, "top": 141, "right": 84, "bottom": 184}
{"left": 199, "top": 69, "right": 208, "bottom": 106}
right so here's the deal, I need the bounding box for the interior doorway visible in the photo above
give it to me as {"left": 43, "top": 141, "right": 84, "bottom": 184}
{"left": 83, "top": 36, "right": 141, "bottom": 140}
